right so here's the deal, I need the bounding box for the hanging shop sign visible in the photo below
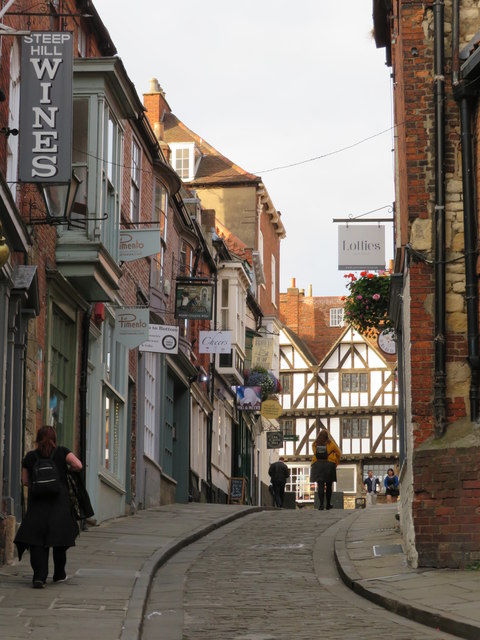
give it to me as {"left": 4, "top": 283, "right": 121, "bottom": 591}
{"left": 114, "top": 307, "right": 149, "bottom": 349}
{"left": 139, "top": 324, "right": 179, "bottom": 354}
{"left": 261, "top": 399, "right": 283, "bottom": 419}
{"left": 174, "top": 282, "right": 213, "bottom": 320}
{"left": 338, "top": 225, "right": 385, "bottom": 270}
{"left": 236, "top": 386, "right": 262, "bottom": 411}
{"left": 199, "top": 330, "right": 231, "bottom": 354}
{"left": 252, "top": 337, "right": 274, "bottom": 369}
{"left": 266, "top": 431, "right": 284, "bottom": 449}
{"left": 19, "top": 32, "right": 73, "bottom": 183}
{"left": 119, "top": 229, "right": 161, "bottom": 262}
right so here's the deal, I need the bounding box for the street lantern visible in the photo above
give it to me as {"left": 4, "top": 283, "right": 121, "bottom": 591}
{"left": 41, "top": 172, "right": 81, "bottom": 224}
{"left": 30, "top": 172, "right": 81, "bottom": 226}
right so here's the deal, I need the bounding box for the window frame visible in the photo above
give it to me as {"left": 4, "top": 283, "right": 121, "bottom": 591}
{"left": 330, "top": 307, "right": 344, "bottom": 327}
{"left": 342, "top": 372, "right": 368, "bottom": 393}
{"left": 342, "top": 416, "right": 371, "bottom": 439}
{"left": 130, "top": 136, "right": 141, "bottom": 222}
{"left": 170, "top": 143, "right": 195, "bottom": 181}
{"left": 151, "top": 178, "right": 168, "bottom": 291}
{"left": 101, "top": 311, "right": 126, "bottom": 480}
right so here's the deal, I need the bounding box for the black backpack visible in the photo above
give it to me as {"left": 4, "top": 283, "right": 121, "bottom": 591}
{"left": 316, "top": 445, "right": 328, "bottom": 460}
{"left": 31, "top": 449, "right": 61, "bottom": 496}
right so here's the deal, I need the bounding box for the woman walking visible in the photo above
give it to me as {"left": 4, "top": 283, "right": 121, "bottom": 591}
{"left": 310, "top": 428, "right": 341, "bottom": 510}
{"left": 14, "top": 425, "right": 83, "bottom": 588}
{"left": 384, "top": 467, "right": 400, "bottom": 503}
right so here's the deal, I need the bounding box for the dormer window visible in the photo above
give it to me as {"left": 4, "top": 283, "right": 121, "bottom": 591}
{"left": 169, "top": 143, "right": 201, "bottom": 181}
{"left": 330, "top": 307, "right": 344, "bottom": 327}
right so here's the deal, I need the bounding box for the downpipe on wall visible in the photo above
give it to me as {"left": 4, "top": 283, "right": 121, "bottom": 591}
{"left": 452, "top": 0, "right": 480, "bottom": 422}
{"left": 433, "top": 0, "right": 447, "bottom": 437}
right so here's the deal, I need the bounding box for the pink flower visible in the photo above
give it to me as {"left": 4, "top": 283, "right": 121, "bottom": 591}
{"left": 372, "top": 293, "right": 381, "bottom": 301}
{"left": 357, "top": 295, "right": 363, "bottom": 300}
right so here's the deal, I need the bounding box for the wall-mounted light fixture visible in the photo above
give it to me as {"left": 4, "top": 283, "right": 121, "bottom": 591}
{"left": 28, "top": 172, "right": 81, "bottom": 226}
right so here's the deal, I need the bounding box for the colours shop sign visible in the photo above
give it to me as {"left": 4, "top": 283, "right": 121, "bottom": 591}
{"left": 338, "top": 225, "right": 385, "bottom": 270}
{"left": 19, "top": 32, "right": 74, "bottom": 183}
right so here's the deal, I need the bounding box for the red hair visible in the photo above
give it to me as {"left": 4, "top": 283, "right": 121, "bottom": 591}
{"left": 35, "top": 425, "right": 57, "bottom": 457}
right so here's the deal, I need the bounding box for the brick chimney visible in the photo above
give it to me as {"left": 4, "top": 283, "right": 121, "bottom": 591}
{"left": 143, "top": 77, "right": 170, "bottom": 141}
{"left": 279, "top": 278, "right": 301, "bottom": 333}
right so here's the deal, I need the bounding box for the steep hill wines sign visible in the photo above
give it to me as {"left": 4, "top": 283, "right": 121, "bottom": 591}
{"left": 19, "top": 32, "right": 73, "bottom": 183}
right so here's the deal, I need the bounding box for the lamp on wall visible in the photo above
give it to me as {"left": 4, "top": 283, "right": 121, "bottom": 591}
{"left": 29, "top": 172, "right": 81, "bottom": 226}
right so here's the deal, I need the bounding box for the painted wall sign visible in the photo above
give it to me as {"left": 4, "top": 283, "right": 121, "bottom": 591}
{"left": 119, "top": 229, "right": 161, "bottom": 262}
{"left": 338, "top": 225, "right": 385, "bottom": 270}
{"left": 199, "top": 330, "right": 231, "bottom": 354}
{"left": 174, "top": 282, "right": 213, "bottom": 320}
{"left": 139, "top": 324, "right": 179, "bottom": 354}
{"left": 19, "top": 32, "right": 73, "bottom": 183}
{"left": 252, "top": 337, "right": 274, "bottom": 369}
{"left": 114, "top": 307, "right": 149, "bottom": 349}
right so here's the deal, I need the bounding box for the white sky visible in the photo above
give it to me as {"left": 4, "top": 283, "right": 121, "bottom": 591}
{"left": 94, "top": 0, "right": 394, "bottom": 296}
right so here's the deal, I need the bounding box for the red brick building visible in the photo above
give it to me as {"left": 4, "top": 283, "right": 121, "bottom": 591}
{"left": 280, "top": 281, "right": 346, "bottom": 362}
{"left": 374, "top": 0, "right": 480, "bottom": 567}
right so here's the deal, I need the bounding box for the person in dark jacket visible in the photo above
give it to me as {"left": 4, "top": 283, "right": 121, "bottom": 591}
{"left": 268, "top": 457, "right": 290, "bottom": 508}
{"left": 384, "top": 467, "right": 399, "bottom": 503}
{"left": 310, "top": 429, "right": 341, "bottom": 510}
{"left": 14, "top": 425, "right": 83, "bottom": 588}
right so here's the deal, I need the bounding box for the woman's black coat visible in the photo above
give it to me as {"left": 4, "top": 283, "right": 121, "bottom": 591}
{"left": 14, "top": 446, "right": 79, "bottom": 559}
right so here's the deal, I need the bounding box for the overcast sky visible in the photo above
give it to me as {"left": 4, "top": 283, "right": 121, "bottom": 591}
{"left": 94, "top": 0, "right": 394, "bottom": 297}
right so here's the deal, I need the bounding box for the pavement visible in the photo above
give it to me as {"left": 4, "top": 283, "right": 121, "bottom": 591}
{"left": 0, "top": 502, "right": 479, "bottom": 640}
{"left": 335, "top": 504, "right": 480, "bottom": 639}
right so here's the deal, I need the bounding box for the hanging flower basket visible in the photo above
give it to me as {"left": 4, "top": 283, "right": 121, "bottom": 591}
{"left": 342, "top": 271, "right": 392, "bottom": 336}
{"left": 244, "top": 367, "right": 281, "bottom": 401}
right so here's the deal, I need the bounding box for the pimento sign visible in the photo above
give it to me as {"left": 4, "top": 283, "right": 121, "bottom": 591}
{"left": 19, "top": 32, "right": 73, "bottom": 183}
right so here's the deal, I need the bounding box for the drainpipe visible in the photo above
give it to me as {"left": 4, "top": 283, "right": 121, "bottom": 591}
{"left": 433, "top": 0, "right": 447, "bottom": 438}
{"left": 452, "top": 0, "right": 480, "bottom": 422}
{"left": 206, "top": 266, "right": 218, "bottom": 503}
{"left": 79, "top": 305, "right": 92, "bottom": 481}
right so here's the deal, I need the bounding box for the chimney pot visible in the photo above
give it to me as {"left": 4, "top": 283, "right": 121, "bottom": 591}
{"left": 148, "top": 77, "right": 165, "bottom": 96}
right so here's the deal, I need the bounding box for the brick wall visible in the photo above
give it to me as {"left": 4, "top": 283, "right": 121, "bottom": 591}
{"left": 279, "top": 284, "right": 345, "bottom": 362}
{"left": 413, "top": 447, "right": 480, "bottom": 568}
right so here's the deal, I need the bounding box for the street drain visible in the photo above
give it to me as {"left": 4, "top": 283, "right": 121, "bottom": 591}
{"left": 373, "top": 544, "right": 404, "bottom": 557}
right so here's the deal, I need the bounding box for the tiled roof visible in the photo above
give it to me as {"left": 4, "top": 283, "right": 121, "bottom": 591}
{"left": 163, "top": 113, "right": 260, "bottom": 186}
{"left": 215, "top": 219, "right": 248, "bottom": 261}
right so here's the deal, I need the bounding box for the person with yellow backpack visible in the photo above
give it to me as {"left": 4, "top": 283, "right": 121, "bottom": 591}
{"left": 309, "top": 429, "right": 341, "bottom": 510}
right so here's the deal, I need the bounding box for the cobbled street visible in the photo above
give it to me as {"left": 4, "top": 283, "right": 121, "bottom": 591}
{"left": 143, "top": 509, "right": 460, "bottom": 640}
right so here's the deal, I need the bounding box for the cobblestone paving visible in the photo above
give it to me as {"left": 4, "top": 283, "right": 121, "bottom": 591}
{"left": 143, "top": 509, "right": 460, "bottom": 640}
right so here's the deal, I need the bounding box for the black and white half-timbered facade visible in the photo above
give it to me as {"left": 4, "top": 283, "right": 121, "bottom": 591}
{"left": 278, "top": 325, "right": 398, "bottom": 506}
